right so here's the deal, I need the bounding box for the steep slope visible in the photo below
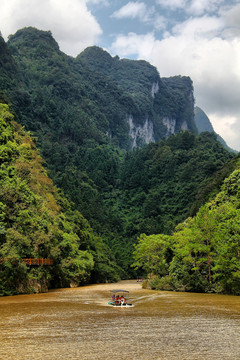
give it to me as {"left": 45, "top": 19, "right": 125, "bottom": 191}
{"left": 133, "top": 159, "right": 240, "bottom": 295}
{"left": 0, "top": 103, "right": 120, "bottom": 295}
{"left": 194, "top": 106, "right": 214, "bottom": 133}
{"left": 0, "top": 35, "right": 20, "bottom": 91}
{"left": 190, "top": 152, "right": 240, "bottom": 216}
{"left": 194, "top": 106, "right": 237, "bottom": 153}
{"left": 79, "top": 46, "right": 197, "bottom": 147}
{"left": 117, "top": 131, "right": 234, "bottom": 236}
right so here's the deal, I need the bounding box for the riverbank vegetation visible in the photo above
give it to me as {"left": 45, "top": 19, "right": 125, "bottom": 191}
{"left": 133, "top": 162, "right": 240, "bottom": 295}
{"left": 0, "top": 104, "right": 120, "bottom": 296}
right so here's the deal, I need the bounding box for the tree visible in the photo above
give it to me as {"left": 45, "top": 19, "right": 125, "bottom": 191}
{"left": 132, "top": 233, "right": 172, "bottom": 277}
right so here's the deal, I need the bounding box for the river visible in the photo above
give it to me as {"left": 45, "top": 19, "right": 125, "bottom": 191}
{"left": 0, "top": 280, "right": 239, "bottom": 360}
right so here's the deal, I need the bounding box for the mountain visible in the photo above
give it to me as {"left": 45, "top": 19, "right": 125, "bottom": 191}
{"left": 194, "top": 106, "right": 237, "bottom": 153}
{"left": 194, "top": 106, "right": 214, "bottom": 132}
{"left": 1, "top": 28, "right": 233, "bottom": 152}
{"left": 0, "top": 35, "right": 19, "bottom": 90}
{"left": 0, "top": 27, "right": 237, "bottom": 286}
{"left": 79, "top": 45, "right": 197, "bottom": 148}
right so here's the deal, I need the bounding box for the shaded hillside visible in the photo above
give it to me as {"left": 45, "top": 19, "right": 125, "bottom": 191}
{"left": 0, "top": 36, "right": 20, "bottom": 90}
{"left": 117, "top": 131, "right": 234, "bottom": 236}
{"left": 190, "top": 152, "right": 240, "bottom": 216}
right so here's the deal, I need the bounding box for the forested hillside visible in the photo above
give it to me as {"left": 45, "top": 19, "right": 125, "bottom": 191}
{"left": 79, "top": 46, "right": 197, "bottom": 140}
{"left": 0, "top": 104, "right": 120, "bottom": 296}
{"left": 133, "top": 157, "right": 240, "bottom": 295}
{"left": 0, "top": 27, "right": 239, "bottom": 295}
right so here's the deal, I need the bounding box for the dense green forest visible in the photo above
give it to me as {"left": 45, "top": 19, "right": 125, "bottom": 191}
{"left": 0, "top": 27, "right": 239, "bottom": 295}
{"left": 132, "top": 157, "right": 240, "bottom": 295}
{"left": 0, "top": 104, "right": 120, "bottom": 296}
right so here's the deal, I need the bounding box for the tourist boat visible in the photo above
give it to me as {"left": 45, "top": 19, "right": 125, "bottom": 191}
{"left": 108, "top": 289, "right": 133, "bottom": 307}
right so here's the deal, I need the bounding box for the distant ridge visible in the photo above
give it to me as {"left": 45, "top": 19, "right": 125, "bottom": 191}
{"left": 194, "top": 106, "right": 237, "bottom": 153}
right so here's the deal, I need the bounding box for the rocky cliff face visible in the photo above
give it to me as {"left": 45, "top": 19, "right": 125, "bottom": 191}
{"left": 151, "top": 82, "right": 159, "bottom": 98}
{"left": 79, "top": 46, "right": 197, "bottom": 148}
{"left": 127, "top": 114, "right": 155, "bottom": 149}
{"left": 1, "top": 28, "right": 198, "bottom": 151}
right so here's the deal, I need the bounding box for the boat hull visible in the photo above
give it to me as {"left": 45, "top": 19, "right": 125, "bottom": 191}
{"left": 108, "top": 301, "right": 133, "bottom": 307}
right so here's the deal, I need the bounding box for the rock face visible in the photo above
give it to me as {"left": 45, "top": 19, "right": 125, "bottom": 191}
{"left": 1, "top": 28, "right": 223, "bottom": 151}
{"left": 79, "top": 46, "right": 197, "bottom": 148}
{"left": 151, "top": 82, "right": 159, "bottom": 98}
{"left": 127, "top": 114, "right": 155, "bottom": 149}
{"left": 162, "top": 117, "right": 176, "bottom": 136}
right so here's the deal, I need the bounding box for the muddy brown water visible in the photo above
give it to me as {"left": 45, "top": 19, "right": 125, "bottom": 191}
{"left": 0, "top": 280, "right": 239, "bottom": 360}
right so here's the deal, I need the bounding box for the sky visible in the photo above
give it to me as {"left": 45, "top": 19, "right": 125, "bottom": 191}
{"left": 0, "top": 0, "right": 240, "bottom": 151}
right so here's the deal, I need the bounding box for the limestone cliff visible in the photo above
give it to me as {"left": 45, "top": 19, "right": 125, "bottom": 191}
{"left": 127, "top": 114, "right": 155, "bottom": 149}
{"left": 79, "top": 46, "right": 197, "bottom": 148}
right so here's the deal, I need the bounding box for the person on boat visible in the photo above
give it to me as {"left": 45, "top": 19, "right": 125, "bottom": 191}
{"left": 121, "top": 296, "right": 126, "bottom": 305}
{"left": 115, "top": 295, "right": 121, "bottom": 305}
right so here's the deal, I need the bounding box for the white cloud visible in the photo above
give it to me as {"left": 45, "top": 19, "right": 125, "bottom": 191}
{"left": 224, "top": 2, "right": 240, "bottom": 26}
{"left": 187, "top": 0, "right": 225, "bottom": 16}
{"left": 208, "top": 113, "right": 240, "bottom": 151}
{"left": 221, "top": 3, "right": 240, "bottom": 39}
{"left": 112, "top": 2, "right": 145, "bottom": 19}
{"left": 111, "top": 2, "right": 166, "bottom": 31}
{"left": 111, "top": 2, "right": 154, "bottom": 23}
{"left": 172, "top": 15, "right": 224, "bottom": 38}
{"left": 0, "top": 0, "right": 102, "bottom": 56}
{"left": 86, "top": 0, "right": 109, "bottom": 4}
{"left": 154, "top": 15, "right": 168, "bottom": 30}
{"left": 156, "top": 0, "right": 225, "bottom": 14}
{"left": 156, "top": 0, "right": 188, "bottom": 10}
{"left": 110, "top": 32, "right": 156, "bottom": 60}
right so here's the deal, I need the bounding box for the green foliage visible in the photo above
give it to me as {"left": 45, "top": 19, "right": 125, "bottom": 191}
{"left": 0, "top": 104, "right": 119, "bottom": 295}
{"left": 133, "top": 167, "right": 240, "bottom": 295}
{"left": 118, "top": 131, "right": 234, "bottom": 237}
{"left": 132, "top": 233, "right": 173, "bottom": 277}
{"left": 190, "top": 154, "right": 240, "bottom": 216}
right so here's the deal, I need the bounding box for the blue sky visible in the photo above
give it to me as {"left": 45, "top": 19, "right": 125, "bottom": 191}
{"left": 0, "top": 0, "right": 240, "bottom": 150}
